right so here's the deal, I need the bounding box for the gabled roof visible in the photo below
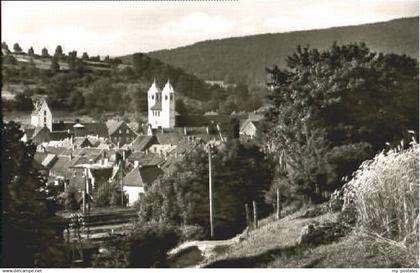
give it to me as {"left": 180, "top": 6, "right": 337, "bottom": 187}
{"left": 71, "top": 147, "right": 104, "bottom": 162}
{"left": 127, "top": 152, "right": 166, "bottom": 166}
{"left": 123, "top": 166, "right": 163, "bottom": 187}
{"left": 130, "top": 135, "right": 158, "bottom": 151}
{"left": 90, "top": 167, "right": 113, "bottom": 184}
{"left": 52, "top": 122, "right": 109, "bottom": 138}
{"left": 34, "top": 152, "right": 49, "bottom": 164}
{"left": 45, "top": 146, "right": 68, "bottom": 156}
{"left": 154, "top": 129, "right": 184, "bottom": 145}
{"left": 41, "top": 154, "right": 58, "bottom": 169}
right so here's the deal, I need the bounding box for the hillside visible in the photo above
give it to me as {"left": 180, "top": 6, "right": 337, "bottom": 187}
{"left": 1, "top": 50, "right": 224, "bottom": 120}
{"left": 142, "top": 17, "right": 419, "bottom": 87}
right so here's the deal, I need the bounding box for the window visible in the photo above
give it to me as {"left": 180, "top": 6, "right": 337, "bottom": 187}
{"left": 44, "top": 117, "right": 46, "bottom": 122}
{"left": 44, "top": 110, "right": 47, "bottom": 115}
{"left": 170, "top": 94, "right": 173, "bottom": 100}
{"left": 152, "top": 95, "right": 154, "bottom": 100}
{"left": 165, "top": 95, "right": 168, "bottom": 100}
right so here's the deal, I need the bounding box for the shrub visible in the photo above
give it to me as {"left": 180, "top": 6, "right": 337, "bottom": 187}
{"left": 93, "top": 182, "right": 127, "bottom": 207}
{"left": 93, "top": 221, "right": 180, "bottom": 268}
{"left": 343, "top": 140, "right": 419, "bottom": 264}
{"left": 63, "top": 187, "right": 80, "bottom": 211}
{"left": 180, "top": 225, "right": 207, "bottom": 242}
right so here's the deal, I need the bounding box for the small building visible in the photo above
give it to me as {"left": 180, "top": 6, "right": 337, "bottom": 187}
{"left": 240, "top": 120, "right": 263, "bottom": 140}
{"left": 107, "top": 121, "right": 138, "bottom": 146}
{"left": 123, "top": 165, "right": 163, "bottom": 206}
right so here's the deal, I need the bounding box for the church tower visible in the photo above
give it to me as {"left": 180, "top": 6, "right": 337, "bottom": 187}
{"left": 147, "top": 79, "right": 175, "bottom": 129}
{"left": 161, "top": 79, "right": 175, "bottom": 128}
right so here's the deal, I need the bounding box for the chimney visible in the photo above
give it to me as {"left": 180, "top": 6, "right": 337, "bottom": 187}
{"left": 145, "top": 149, "right": 149, "bottom": 155}
{"left": 159, "top": 150, "right": 163, "bottom": 158}
{"left": 104, "top": 158, "right": 108, "bottom": 165}
{"left": 206, "top": 126, "right": 209, "bottom": 135}
{"left": 123, "top": 150, "right": 126, "bottom": 160}
{"left": 164, "top": 152, "right": 167, "bottom": 160}
{"left": 134, "top": 160, "right": 139, "bottom": 168}
{"left": 184, "top": 127, "right": 187, "bottom": 136}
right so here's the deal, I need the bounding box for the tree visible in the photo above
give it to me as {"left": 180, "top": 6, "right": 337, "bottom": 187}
{"left": 13, "top": 42, "right": 22, "bottom": 53}
{"left": 264, "top": 43, "right": 419, "bottom": 203}
{"left": 28, "top": 46, "right": 35, "bottom": 56}
{"left": 68, "top": 90, "right": 85, "bottom": 110}
{"left": 54, "top": 45, "right": 63, "bottom": 58}
{"left": 93, "top": 182, "right": 127, "bottom": 207}
{"left": 1, "top": 122, "right": 68, "bottom": 267}
{"left": 1, "top": 41, "right": 10, "bottom": 53}
{"left": 139, "top": 140, "right": 274, "bottom": 239}
{"left": 13, "top": 93, "right": 34, "bottom": 111}
{"left": 3, "top": 54, "right": 18, "bottom": 65}
{"left": 50, "top": 56, "right": 60, "bottom": 73}
{"left": 92, "top": 222, "right": 180, "bottom": 268}
{"left": 41, "top": 47, "right": 49, "bottom": 57}
{"left": 82, "top": 52, "right": 89, "bottom": 60}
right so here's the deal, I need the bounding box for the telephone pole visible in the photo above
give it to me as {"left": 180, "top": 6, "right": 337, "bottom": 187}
{"left": 208, "top": 143, "right": 214, "bottom": 238}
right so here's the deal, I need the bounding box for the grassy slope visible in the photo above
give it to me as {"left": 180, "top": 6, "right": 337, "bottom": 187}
{"left": 145, "top": 17, "right": 418, "bottom": 86}
{"left": 191, "top": 208, "right": 411, "bottom": 268}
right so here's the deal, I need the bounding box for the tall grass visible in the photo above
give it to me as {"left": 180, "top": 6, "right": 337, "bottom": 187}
{"left": 343, "top": 140, "right": 419, "bottom": 265}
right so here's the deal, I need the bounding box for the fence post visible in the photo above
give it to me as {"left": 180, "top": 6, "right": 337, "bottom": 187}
{"left": 245, "top": 203, "right": 251, "bottom": 227}
{"left": 276, "top": 188, "right": 281, "bottom": 220}
{"left": 253, "top": 201, "right": 258, "bottom": 229}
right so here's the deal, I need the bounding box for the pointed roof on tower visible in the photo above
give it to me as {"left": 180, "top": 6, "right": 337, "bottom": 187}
{"left": 148, "top": 79, "right": 161, "bottom": 93}
{"left": 162, "top": 79, "right": 174, "bottom": 93}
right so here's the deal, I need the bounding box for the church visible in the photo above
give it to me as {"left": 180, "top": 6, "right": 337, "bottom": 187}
{"left": 147, "top": 79, "right": 176, "bottom": 129}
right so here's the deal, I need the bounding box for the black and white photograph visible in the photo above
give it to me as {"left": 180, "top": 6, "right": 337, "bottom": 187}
{"left": 1, "top": 0, "right": 419, "bottom": 269}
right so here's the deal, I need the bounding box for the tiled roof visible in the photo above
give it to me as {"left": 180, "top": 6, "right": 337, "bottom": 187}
{"left": 123, "top": 166, "right": 163, "bottom": 187}
{"left": 45, "top": 146, "right": 68, "bottom": 155}
{"left": 52, "top": 122, "right": 109, "bottom": 138}
{"left": 50, "top": 131, "right": 72, "bottom": 141}
{"left": 130, "top": 135, "right": 157, "bottom": 151}
{"left": 90, "top": 167, "right": 113, "bottom": 185}
{"left": 106, "top": 120, "right": 124, "bottom": 136}
{"left": 127, "top": 152, "right": 166, "bottom": 166}
{"left": 34, "top": 152, "right": 48, "bottom": 164}
{"left": 155, "top": 130, "right": 184, "bottom": 145}
{"left": 41, "top": 154, "right": 58, "bottom": 169}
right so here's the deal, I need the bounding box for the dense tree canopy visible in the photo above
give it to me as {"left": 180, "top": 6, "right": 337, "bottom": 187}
{"left": 264, "top": 43, "right": 419, "bottom": 203}
{"left": 138, "top": 140, "right": 274, "bottom": 239}
{"left": 1, "top": 122, "right": 68, "bottom": 267}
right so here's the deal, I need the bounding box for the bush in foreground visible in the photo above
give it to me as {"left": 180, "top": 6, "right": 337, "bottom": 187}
{"left": 343, "top": 140, "right": 419, "bottom": 266}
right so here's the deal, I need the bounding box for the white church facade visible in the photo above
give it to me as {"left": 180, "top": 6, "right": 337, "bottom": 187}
{"left": 148, "top": 80, "right": 176, "bottom": 129}
{"left": 31, "top": 98, "right": 52, "bottom": 131}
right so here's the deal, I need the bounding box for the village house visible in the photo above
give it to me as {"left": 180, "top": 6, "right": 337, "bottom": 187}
{"left": 106, "top": 120, "right": 138, "bottom": 146}
{"left": 123, "top": 164, "right": 163, "bottom": 206}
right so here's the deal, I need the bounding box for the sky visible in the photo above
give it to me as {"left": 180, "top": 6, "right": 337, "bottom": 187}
{"left": 2, "top": 0, "right": 418, "bottom": 57}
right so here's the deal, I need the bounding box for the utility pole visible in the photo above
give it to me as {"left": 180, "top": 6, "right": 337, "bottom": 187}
{"left": 84, "top": 168, "right": 90, "bottom": 240}
{"left": 120, "top": 152, "right": 125, "bottom": 207}
{"left": 208, "top": 143, "right": 214, "bottom": 238}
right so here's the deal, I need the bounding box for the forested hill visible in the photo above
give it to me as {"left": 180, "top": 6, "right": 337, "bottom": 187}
{"left": 142, "top": 16, "right": 418, "bottom": 87}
